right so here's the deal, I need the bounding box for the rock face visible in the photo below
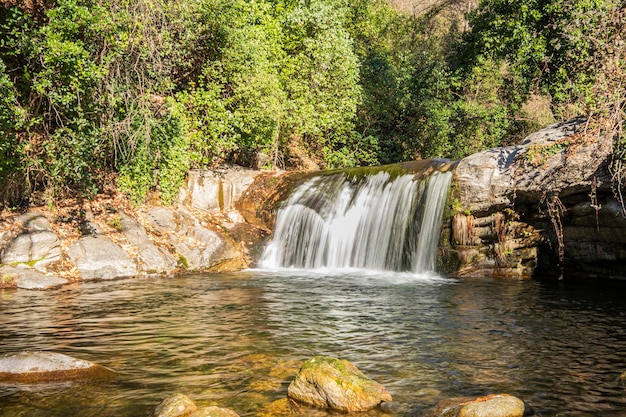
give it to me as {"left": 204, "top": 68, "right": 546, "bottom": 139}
{"left": 68, "top": 235, "right": 138, "bottom": 280}
{"left": 287, "top": 356, "right": 392, "bottom": 412}
{"left": 0, "top": 351, "right": 112, "bottom": 383}
{"left": 185, "top": 167, "right": 261, "bottom": 214}
{"left": 446, "top": 117, "right": 624, "bottom": 278}
{"left": 0, "top": 166, "right": 263, "bottom": 287}
{"left": 439, "top": 394, "right": 533, "bottom": 417}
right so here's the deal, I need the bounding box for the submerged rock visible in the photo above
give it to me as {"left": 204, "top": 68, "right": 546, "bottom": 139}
{"left": 439, "top": 394, "right": 533, "bottom": 417}
{"left": 287, "top": 356, "right": 392, "bottom": 412}
{"left": 0, "top": 265, "right": 68, "bottom": 290}
{"left": 152, "top": 393, "right": 240, "bottom": 417}
{"left": 0, "top": 351, "right": 112, "bottom": 383}
{"left": 193, "top": 406, "right": 240, "bottom": 417}
{"left": 153, "top": 393, "right": 197, "bottom": 417}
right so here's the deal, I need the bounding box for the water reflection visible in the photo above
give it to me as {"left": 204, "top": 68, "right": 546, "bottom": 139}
{"left": 1, "top": 272, "right": 626, "bottom": 417}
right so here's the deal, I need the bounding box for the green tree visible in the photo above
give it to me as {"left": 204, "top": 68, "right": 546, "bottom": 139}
{"left": 280, "top": 0, "right": 368, "bottom": 167}
{"left": 460, "top": 0, "right": 622, "bottom": 119}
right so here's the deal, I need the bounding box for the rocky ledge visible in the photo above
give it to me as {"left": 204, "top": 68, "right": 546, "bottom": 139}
{"left": 0, "top": 166, "right": 275, "bottom": 290}
{"left": 443, "top": 117, "right": 626, "bottom": 279}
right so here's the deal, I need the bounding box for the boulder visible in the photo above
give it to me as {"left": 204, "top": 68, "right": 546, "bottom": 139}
{"left": 153, "top": 393, "right": 197, "bottom": 417}
{"left": 67, "top": 235, "right": 138, "bottom": 280}
{"left": 152, "top": 394, "right": 240, "bottom": 417}
{"left": 0, "top": 351, "right": 112, "bottom": 383}
{"left": 287, "top": 356, "right": 392, "bottom": 412}
{"left": 439, "top": 394, "right": 533, "bottom": 417}
{"left": 0, "top": 213, "right": 62, "bottom": 271}
{"left": 146, "top": 207, "right": 240, "bottom": 271}
{"left": 0, "top": 265, "right": 68, "bottom": 290}
{"left": 119, "top": 212, "right": 177, "bottom": 275}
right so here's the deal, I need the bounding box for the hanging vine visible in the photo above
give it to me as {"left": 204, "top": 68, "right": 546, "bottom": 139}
{"left": 542, "top": 192, "right": 566, "bottom": 277}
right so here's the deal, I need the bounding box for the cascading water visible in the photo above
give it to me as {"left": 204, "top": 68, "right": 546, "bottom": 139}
{"left": 261, "top": 162, "right": 453, "bottom": 273}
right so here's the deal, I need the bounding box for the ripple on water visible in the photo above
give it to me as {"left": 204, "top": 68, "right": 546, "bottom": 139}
{"left": 1, "top": 272, "right": 626, "bottom": 417}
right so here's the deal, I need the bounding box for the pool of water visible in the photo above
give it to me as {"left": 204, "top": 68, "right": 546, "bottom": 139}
{"left": 1, "top": 270, "right": 625, "bottom": 416}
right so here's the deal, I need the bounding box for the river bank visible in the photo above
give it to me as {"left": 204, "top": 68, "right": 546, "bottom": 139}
{"left": 0, "top": 166, "right": 274, "bottom": 289}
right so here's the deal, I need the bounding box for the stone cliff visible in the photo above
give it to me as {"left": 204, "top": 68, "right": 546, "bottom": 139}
{"left": 445, "top": 117, "right": 625, "bottom": 279}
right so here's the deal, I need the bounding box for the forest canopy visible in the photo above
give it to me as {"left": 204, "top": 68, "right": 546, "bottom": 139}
{"left": 0, "top": 0, "right": 624, "bottom": 206}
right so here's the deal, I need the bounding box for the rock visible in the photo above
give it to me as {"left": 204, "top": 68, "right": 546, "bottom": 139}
{"left": 153, "top": 393, "right": 197, "bottom": 417}
{"left": 287, "top": 356, "right": 392, "bottom": 412}
{"left": 152, "top": 394, "right": 241, "bottom": 417}
{"left": 0, "top": 265, "right": 68, "bottom": 290}
{"left": 147, "top": 207, "right": 178, "bottom": 232}
{"left": 0, "top": 351, "right": 112, "bottom": 383}
{"left": 186, "top": 167, "right": 261, "bottom": 214}
{"left": 67, "top": 235, "right": 137, "bottom": 280}
{"left": 120, "top": 212, "right": 177, "bottom": 275}
{"left": 440, "top": 394, "right": 533, "bottom": 417}
{"left": 146, "top": 206, "right": 240, "bottom": 271}
{"left": 192, "top": 406, "right": 240, "bottom": 417}
{"left": 455, "top": 117, "right": 611, "bottom": 215}
{"left": 0, "top": 212, "right": 62, "bottom": 271}
{"left": 447, "top": 116, "right": 623, "bottom": 278}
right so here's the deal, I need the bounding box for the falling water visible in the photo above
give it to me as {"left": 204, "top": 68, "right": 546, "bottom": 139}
{"left": 261, "top": 163, "right": 453, "bottom": 273}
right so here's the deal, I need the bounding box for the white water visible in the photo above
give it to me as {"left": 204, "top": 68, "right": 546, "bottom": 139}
{"left": 261, "top": 168, "right": 453, "bottom": 273}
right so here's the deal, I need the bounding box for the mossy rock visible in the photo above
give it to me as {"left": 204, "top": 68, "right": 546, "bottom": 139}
{"left": 287, "top": 356, "right": 392, "bottom": 412}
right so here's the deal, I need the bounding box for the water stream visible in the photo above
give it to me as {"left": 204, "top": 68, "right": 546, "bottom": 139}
{"left": 1, "top": 272, "right": 625, "bottom": 417}
{"left": 261, "top": 167, "right": 452, "bottom": 273}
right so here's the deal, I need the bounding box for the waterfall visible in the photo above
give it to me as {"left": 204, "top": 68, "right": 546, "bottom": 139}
{"left": 261, "top": 164, "right": 453, "bottom": 273}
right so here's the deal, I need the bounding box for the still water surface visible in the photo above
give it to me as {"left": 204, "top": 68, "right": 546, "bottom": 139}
{"left": 1, "top": 270, "right": 625, "bottom": 417}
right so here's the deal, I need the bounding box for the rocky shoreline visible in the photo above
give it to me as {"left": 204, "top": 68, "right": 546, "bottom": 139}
{"left": 0, "top": 166, "right": 274, "bottom": 290}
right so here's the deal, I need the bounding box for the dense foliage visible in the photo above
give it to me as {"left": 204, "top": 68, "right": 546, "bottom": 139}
{"left": 0, "top": 0, "right": 623, "bottom": 206}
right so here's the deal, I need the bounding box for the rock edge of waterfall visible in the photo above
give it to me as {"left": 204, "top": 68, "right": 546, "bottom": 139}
{"left": 1, "top": 116, "right": 623, "bottom": 285}
{"left": 444, "top": 116, "right": 622, "bottom": 279}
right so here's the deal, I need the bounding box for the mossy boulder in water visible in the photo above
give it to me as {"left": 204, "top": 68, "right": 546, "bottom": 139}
{"left": 287, "top": 356, "right": 392, "bottom": 412}
{"left": 439, "top": 394, "right": 533, "bottom": 417}
{"left": 0, "top": 351, "right": 113, "bottom": 383}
